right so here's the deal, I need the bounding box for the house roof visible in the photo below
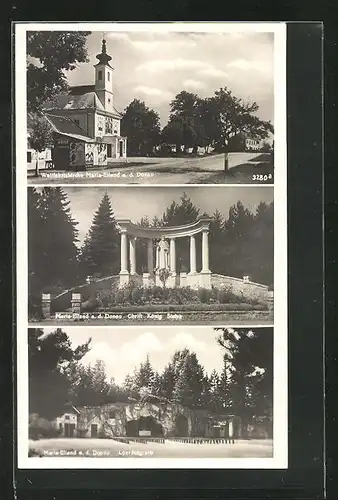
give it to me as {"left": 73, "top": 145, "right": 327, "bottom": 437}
{"left": 45, "top": 113, "right": 96, "bottom": 143}
{"left": 43, "top": 86, "right": 123, "bottom": 118}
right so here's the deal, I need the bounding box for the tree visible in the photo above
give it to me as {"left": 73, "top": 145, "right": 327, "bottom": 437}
{"left": 133, "top": 355, "right": 156, "bottom": 395}
{"left": 79, "top": 193, "right": 120, "bottom": 278}
{"left": 216, "top": 327, "right": 273, "bottom": 436}
{"left": 28, "top": 113, "right": 53, "bottom": 176}
{"left": 27, "top": 31, "right": 91, "bottom": 111}
{"left": 69, "top": 360, "right": 112, "bottom": 406}
{"left": 28, "top": 188, "right": 44, "bottom": 311}
{"left": 163, "top": 91, "right": 202, "bottom": 153}
{"left": 121, "top": 99, "right": 161, "bottom": 156}
{"left": 28, "top": 187, "right": 80, "bottom": 293}
{"left": 29, "top": 328, "right": 91, "bottom": 419}
{"left": 208, "top": 88, "right": 274, "bottom": 152}
{"left": 171, "top": 351, "right": 206, "bottom": 408}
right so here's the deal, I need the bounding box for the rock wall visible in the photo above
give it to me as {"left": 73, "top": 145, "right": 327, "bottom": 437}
{"left": 211, "top": 274, "right": 269, "bottom": 300}
{"left": 76, "top": 401, "right": 205, "bottom": 438}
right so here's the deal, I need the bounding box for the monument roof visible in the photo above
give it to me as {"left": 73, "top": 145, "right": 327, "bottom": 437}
{"left": 116, "top": 217, "right": 213, "bottom": 239}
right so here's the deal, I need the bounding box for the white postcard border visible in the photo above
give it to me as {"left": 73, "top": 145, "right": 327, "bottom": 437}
{"left": 15, "top": 21, "right": 287, "bottom": 469}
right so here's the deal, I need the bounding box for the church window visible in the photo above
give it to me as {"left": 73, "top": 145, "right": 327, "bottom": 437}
{"left": 65, "top": 415, "right": 70, "bottom": 420}
{"left": 98, "top": 70, "right": 102, "bottom": 80}
{"left": 107, "top": 71, "right": 110, "bottom": 81}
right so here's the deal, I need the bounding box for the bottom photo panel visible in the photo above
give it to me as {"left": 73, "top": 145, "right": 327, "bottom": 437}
{"left": 23, "top": 325, "right": 276, "bottom": 467}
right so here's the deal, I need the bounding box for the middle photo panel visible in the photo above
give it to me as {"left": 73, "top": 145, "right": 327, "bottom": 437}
{"left": 28, "top": 185, "right": 273, "bottom": 326}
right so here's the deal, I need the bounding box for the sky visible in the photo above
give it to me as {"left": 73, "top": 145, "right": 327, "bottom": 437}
{"left": 63, "top": 30, "right": 274, "bottom": 126}
{"left": 35, "top": 186, "right": 273, "bottom": 245}
{"left": 35, "top": 326, "right": 272, "bottom": 385}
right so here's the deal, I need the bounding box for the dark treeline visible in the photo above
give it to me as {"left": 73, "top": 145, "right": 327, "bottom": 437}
{"left": 28, "top": 188, "right": 273, "bottom": 306}
{"left": 29, "top": 327, "right": 272, "bottom": 432}
{"left": 121, "top": 91, "right": 273, "bottom": 157}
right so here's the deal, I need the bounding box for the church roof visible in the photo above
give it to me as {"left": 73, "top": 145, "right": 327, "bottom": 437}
{"left": 43, "top": 90, "right": 105, "bottom": 112}
{"left": 44, "top": 113, "right": 96, "bottom": 143}
{"left": 43, "top": 88, "right": 123, "bottom": 118}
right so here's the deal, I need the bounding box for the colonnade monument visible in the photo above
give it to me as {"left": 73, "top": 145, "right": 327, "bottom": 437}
{"left": 116, "top": 217, "right": 212, "bottom": 289}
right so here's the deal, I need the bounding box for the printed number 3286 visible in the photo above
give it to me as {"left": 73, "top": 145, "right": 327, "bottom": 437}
{"left": 252, "top": 174, "right": 273, "bottom": 181}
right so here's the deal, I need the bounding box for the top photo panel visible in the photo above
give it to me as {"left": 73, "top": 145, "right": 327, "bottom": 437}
{"left": 18, "top": 23, "right": 286, "bottom": 185}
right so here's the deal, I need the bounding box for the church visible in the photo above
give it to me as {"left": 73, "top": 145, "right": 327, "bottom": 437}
{"left": 30, "top": 39, "right": 127, "bottom": 170}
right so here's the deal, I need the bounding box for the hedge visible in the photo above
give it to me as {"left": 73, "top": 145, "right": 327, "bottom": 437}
{"left": 96, "top": 302, "right": 268, "bottom": 313}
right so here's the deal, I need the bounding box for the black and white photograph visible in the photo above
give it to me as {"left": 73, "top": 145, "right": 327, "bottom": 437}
{"left": 28, "top": 186, "right": 274, "bottom": 326}
{"left": 15, "top": 22, "right": 287, "bottom": 471}
{"left": 24, "top": 27, "right": 278, "bottom": 185}
{"left": 27, "top": 326, "right": 273, "bottom": 463}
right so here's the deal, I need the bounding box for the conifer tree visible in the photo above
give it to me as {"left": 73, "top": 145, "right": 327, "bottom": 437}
{"left": 79, "top": 192, "right": 120, "bottom": 278}
{"left": 33, "top": 187, "right": 79, "bottom": 289}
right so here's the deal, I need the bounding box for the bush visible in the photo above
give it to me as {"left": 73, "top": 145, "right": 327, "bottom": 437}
{"left": 29, "top": 413, "right": 61, "bottom": 440}
{"left": 198, "top": 287, "right": 210, "bottom": 303}
{"left": 131, "top": 287, "right": 142, "bottom": 304}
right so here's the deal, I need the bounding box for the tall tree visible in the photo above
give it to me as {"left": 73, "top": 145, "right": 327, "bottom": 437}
{"left": 216, "top": 327, "right": 273, "bottom": 436}
{"left": 29, "top": 187, "right": 79, "bottom": 290}
{"left": 29, "top": 328, "right": 90, "bottom": 419}
{"left": 209, "top": 87, "right": 274, "bottom": 151}
{"left": 163, "top": 91, "right": 202, "bottom": 152}
{"left": 27, "top": 31, "right": 91, "bottom": 111}
{"left": 121, "top": 99, "right": 161, "bottom": 156}
{"left": 28, "top": 188, "right": 44, "bottom": 298}
{"left": 79, "top": 193, "right": 120, "bottom": 278}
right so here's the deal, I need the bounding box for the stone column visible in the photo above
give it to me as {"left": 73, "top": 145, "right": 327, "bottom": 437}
{"left": 202, "top": 231, "right": 210, "bottom": 272}
{"left": 129, "top": 237, "right": 137, "bottom": 275}
{"left": 189, "top": 235, "right": 196, "bottom": 274}
{"left": 119, "top": 231, "right": 129, "bottom": 287}
{"left": 170, "top": 238, "right": 176, "bottom": 274}
{"left": 147, "top": 239, "right": 154, "bottom": 275}
{"left": 120, "top": 232, "right": 128, "bottom": 273}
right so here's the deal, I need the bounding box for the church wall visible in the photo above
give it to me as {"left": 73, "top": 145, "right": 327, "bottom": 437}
{"left": 69, "top": 141, "right": 85, "bottom": 167}
{"left": 95, "top": 113, "right": 105, "bottom": 139}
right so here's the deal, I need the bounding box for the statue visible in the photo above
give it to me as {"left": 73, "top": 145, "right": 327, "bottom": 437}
{"left": 156, "top": 236, "right": 170, "bottom": 270}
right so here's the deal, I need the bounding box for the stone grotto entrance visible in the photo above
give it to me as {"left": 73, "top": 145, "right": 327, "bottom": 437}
{"left": 174, "top": 415, "right": 189, "bottom": 437}
{"left": 125, "top": 416, "right": 164, "bottom": 437}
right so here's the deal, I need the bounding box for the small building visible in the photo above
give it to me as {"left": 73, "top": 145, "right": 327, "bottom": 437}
{"left": 54, "top": 406, "right": 80, "bottom": 438}
{"left": 28, "top": 39, "right": 127, "bottom": 171}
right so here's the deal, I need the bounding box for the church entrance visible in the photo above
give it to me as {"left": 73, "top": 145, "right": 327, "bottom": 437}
{"left": 119, "top": 141, "right": 123, "bottom": 157}
{"left": 125, "top": 416, "right": 163, "bottom": 437}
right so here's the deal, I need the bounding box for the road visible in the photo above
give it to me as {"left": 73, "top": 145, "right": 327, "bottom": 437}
{"left": 27, "top": 154, "right": 273, "bottom": 185}
{"left": 30, "top": 438, "right": 273, "bottom": 459}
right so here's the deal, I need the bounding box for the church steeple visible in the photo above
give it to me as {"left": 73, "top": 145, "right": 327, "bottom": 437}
{"left": 95, "top": 39, "right": 113, "bottom": 68}
{"left": 94, "top": 38, "right": 114, "bottom": 112}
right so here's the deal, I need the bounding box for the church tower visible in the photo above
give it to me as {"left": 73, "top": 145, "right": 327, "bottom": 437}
{"left": 94, "top": 39, "right": 114, "bottom": 113}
